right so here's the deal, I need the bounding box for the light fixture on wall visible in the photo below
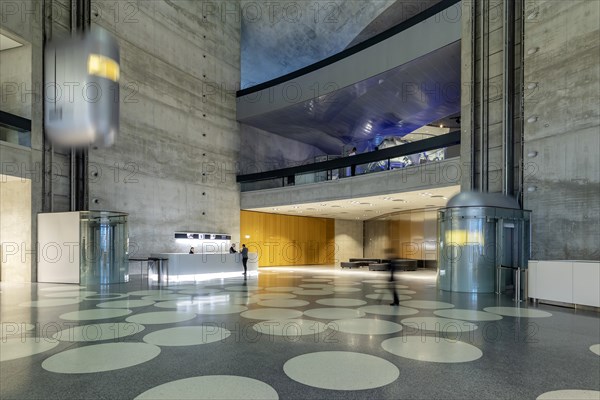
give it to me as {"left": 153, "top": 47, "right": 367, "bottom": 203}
{"left": 527, "top": 116, "right": 538, "bottom": 123}
{"left": 245, "top": 235, "right": 250, "bottom": 239}
{"left": 527, "top": 151, "right": 538, "bottom": 158}
{"left": 527, "top": 186, "right": 537, "bottom": 192}
{"left": 527, "top": 82, "right": 538, "bottom": 90}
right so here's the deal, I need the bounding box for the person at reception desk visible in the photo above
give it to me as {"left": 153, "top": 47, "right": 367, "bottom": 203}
{"left": 229, "top": 243, "right": 237, "bottom": 253}
{"left": 241, "top": 244, "right": 249, "bottom": 275}
{"left": 189, "top": 247, "right": 195, "bottom": 254}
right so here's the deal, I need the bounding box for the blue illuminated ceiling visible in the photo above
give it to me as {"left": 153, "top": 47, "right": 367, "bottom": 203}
{"left": 239, "top": 40, "right": 461, "bottom": 154}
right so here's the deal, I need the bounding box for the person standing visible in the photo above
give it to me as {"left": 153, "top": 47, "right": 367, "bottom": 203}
{"left": 241, "top": 244, "right": 249, "bottom": 275}
{"left": 347, "top": 147, "right": 357, "bottom": 176}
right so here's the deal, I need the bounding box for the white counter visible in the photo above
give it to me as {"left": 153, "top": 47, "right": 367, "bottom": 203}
{"left": 528, "top": 260, "right": 600, "bottom": 307}
{"left": 149, "top": 252, "right": 258, "bottom": 282}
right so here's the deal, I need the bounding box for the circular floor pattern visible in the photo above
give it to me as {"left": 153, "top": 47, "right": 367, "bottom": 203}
{"left": 43, "top": 290, "right": 97, "bottom": 298}
{"left": 362, "top": 279, "right": 391, "bottom": 284}
{"left": 316, "top": 298, "right": 367, "bottom": 307}
{"left": 42, "top": 342, "right": 161, "bottom": 373}
{"left": 331, "top": 282, "right": 361, "bottom": 286}
{"left": 372, "top": 284, "right": 409, "bottom": 289}
{"left": 304, "top": 308, "right": 366, "bottom": 320}
{"left": 241, "top": 308, "right": 303, "bottom": 320}
{"left": 283, "top": 351, "right": 399, "bottom": 390}
{"left": 330, "top": 318, "right": 403, "bottom": 335}
{"left": 365, "top": 294, "right": 412, "bottom": 301}
{"left": 134, "top": 375, "right": 279, "bottom": 400}
{"left": 128, "top": 290, "right": 174, "bottom": 296}
{"left": 141, "top": 294, "right": 192, "bottom": 302}
{"left": 19, "top": 298, "right": 82, "bottom": 308}
{"left": 177, "top": 289, "right": 223, "bottom": 296}
{"left": 299, "top": 284, "right": 334, "bottom": 289}
{"left": 292, "top": 290, "right": 334, "bottom": 296}
{"left": 332, "top": 287, "right": 362, "bottom": 293}
{"left": 229, "top": 296, "right": 260, "bottom": 305}
{"left": 39, "top": 285, "right": 87, "bottom": 292}
{"left": 373, "top": 289, "right": 417, "bottom": 295}
{"left": 1, "top": 322, "right": 35, "bottom": 338}
{"left": 358, "top": 305, "right": 420, "bottom": 316}
{"left": 0, "top": 337, "right": 60, "bottom": 362}
{"left": 52, "top": 322, "right": 144, "bottom": 342}
{"left": 59, "top": 308, "right": 133, "bottom": 321}
{"left": 536, "top": 390, "right": 600, "bottom": 400}
{"left": 382, "top": 336, "right": 482, "bottom": 363}
{"left": 143, "top": 326, "right": 231, "bottom": 346}
{"left": 257, "top": 299, "right": 309, "bottom": 308}
{"left": 483, "top": 307, "right": 552, "bottom": 318}
{"left": 276, "top": 275, "right": 303, "bottom": 279}
{"left": 252, "top": 293, "right": 297, "bottom": 300}
{"left": 252, "top": 319, "right": 329, "bottom": 337}
{"left": 194, "top": 304, "right": 248, "bottom": 315}
{"left": 84, "top": 293, "right": 129, "bottom": 301}
{"left": 313, "top": 275, "right": 340, "bottom": 279}
{"left": 301, "top": 279, "right": 331, "bottom": 283}
{"left": 97, "top": 299, "right": 155, "bottom": 308}
{"left": 400, "top": 317, "right": 478, "bottom": 334}
{"left": 434, "top": 309, "right": 503, "bottom": 322}
{"left": 590, "top": 344, "right": 600, "bottom": 356}
{"left": 126, "top": 311, "right": 196, "bottom": 325}
{"left": 398, "top": 300, "right": 455, "bottom": 309}
{"left": 264, "top": 286, "right": 300, "bottom": 292}
{"left": 225, "top": 285, "right": 263, "bottom": 292}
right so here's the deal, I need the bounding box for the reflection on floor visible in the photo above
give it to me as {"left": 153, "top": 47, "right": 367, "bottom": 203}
{"left": 1, "top": 267, "right": 599, "bottom": 400}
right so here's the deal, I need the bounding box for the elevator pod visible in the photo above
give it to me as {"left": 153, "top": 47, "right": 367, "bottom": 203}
{"left": 437, "top": 192, "right": 530, "bottom": 297}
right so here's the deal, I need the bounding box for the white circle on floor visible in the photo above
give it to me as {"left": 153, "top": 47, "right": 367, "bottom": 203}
{"left": 359, "top": 305, "right": 420, "bottom": 316}
{"left": 241, "top": 308, "right": 303, "bottom": 320}
{"left": 313, "top": 275, "right": 339, "bottom": 279}
{"left": 316, "top": 298, "right": 367, "bottom": 307}
{"left": 283, "top": 351, "right": 399, "bottom": 390}
{"left": 372, "top": 284, "right": 409, "bottom": 289}
{"left": 304, "top": 308, "right": 366, "bottom": 320}
{"left": 292, "top": 289, "right": 334, "bottom": 296}
{"left": 128, "top": 290, "right": 174, "bottom": 296}
{"left": 483, "top": 307, "right": 552, "bottom": 318}
{"left": 143, "top": 326, "right": 231, "bottom": 346}
{"left": 225, "top": 285, "right": 263, "bottom": 291}
{"left": 42, "top": 342, "right": 160, "bottom": 373}
{"left": 382, "top": 336, "right": 482, "bottom": 363}
{"left": 332, "top": 282, "right": 361, "bottom": 286}
{"left": 332, "top": 287, "right": 362, "bottom": 293}
{"left": 265, "top": 286, "right": 300, "bottom": 292}
{"left": 1, "top": 322, "right": 35, "bottom": 337}
{"left": 141, "top": 294, "right": 191, "bottom": 302}
{"left": 362, "top": 279, "right": 390, "bottom": 284}
{"left": 84, "top": 293, "right": 129, "bottom": 301}
{"left": 590, "top": 344, "right": 600, "bottom": 356}
{"left": 134, "top": 375, "right": 279, "bottom": 400}
{"left": 230, "top": 296, "right": 260, "bottom": 305}
{"left": 52, "top": 322, "right": 144, "bottom": 342}
{"left": 434, "top": 309, "right": 503, "bottom": 321}
{"left": 365, "top": 294, "right": 412, "bottom": 301}
{"left": 0, "top": 337, "right": 59, "bottom": 362}
{"left": 97, "top": 299, "right": 155, "bottom": 308}
{"left": 194, "top": 304, "right": 248, "bottom": 315}
{"left": 253, "top": 319, "right": 329, "bottom": 337}
{"left": 253, "top": 293, "right": 297, "bottom": 300}
{"left": 536, "top": 390, "right": 600, "bottom": 399}
{"left": 177, "top": 289, "right": 222, "bottom": 296}
{"left": 330, "top": 318, "right": 403, "bottom": 335}
{"left": 59, "top": 309, "right": 133, "bottom": 321}
{"left": 257, "top": 299, "right": 309, "bottom": 308}
{"left": 374, "top": 289, "right": 416, "bottom": 295}
{"left": 126, "top": 311, "right": 196, "bottom": 325}
{"left": 19, "top": 298, "right": 82, "bottom": 308}
{"left": 400, "top": 317, "right": 478, "bottom": 333}
{"left": 299, "top": 284, "right": 334, "bottom": 289}
{"left": 43, "top": 290, "right": 97, "bottom": 298}
{"left": 399, "top": 300, "right": 455, "bottom": 309}
{"left": 301, "top": 279, "right": 331, "bottom": 283}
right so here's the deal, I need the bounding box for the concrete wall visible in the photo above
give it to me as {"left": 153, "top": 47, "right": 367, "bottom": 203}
{"left": 85, "top": 1, "right": 242, "bottom": 257}
{"left": 0, "top": 41, "right": 32, "bottom": 119}
{"left": 522, "top": 0, "right": 600, "bottom": 260}
{"left": 334, "top": 219, "right": 363, "bottom": 266}
{"left": 0, "top": 177, "right": 31, "bottom": 282}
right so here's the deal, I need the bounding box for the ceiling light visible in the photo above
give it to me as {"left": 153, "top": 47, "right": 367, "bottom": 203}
{"left": 292, "top": 206, "right": 300, "bottom": 209}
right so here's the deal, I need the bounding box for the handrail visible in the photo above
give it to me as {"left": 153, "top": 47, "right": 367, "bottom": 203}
{"left": 237, "top": 131, "right": 460, "bottom": 183}
{"left": 237, "top": 0, "right": 461, "bottom": 97}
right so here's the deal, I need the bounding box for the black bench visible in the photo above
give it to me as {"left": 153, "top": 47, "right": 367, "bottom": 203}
{"left": 390, "top": 259, "right": 419, "bottom": 271}
{"left": 341, "top": 261, "right": 362, "bottom": 269}
{"left": 368, "top": 263, "right": 390, "bottom": 271}
{"left": 349, "top": 258, "right": 381, "bottom": 267}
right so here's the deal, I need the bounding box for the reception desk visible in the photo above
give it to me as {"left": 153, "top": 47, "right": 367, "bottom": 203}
{"left": 149, "top": 252, "right": 258, "bottom": 282}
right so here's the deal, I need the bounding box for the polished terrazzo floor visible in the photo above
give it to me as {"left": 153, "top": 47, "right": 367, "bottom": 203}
{"left": 1, "top": 267, "right": 599, "bottom": 400}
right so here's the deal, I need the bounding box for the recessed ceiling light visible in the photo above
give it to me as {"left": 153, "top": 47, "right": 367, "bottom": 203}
{"left": 320, "top": 203, "right": 327, "bottom": 206}
{"left": 392, "top": 199, "right": 406, "bottom": 202}
{"left": 331, "top": 205, "right": 341, "bottom": 208}
{"left": 431, "top": 195, "right": 444, "bottom": 198}
{"left": 306, "top": 208, "right": 316, "bottom": 210}
{"left": 292, "top": 206, "right": 300, "bottom": 209}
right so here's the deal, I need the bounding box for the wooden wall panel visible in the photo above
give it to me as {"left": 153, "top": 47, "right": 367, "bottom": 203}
{"left": 240, "top": 211, "right": 334, "bottom": 267}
